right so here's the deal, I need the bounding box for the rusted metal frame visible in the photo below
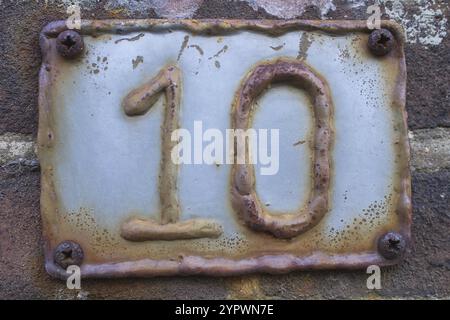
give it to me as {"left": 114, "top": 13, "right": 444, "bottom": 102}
{"left": 41, "top": 19, "right": 405, "bottom": 40}
{"left": 60, "top": 252, "right": 385, "bottom": 278}
{"left": 39, "top": 28, "right": 65, "bottom": 278}
{"left": 390, "top": 26, "right": 411, "bottom": 242}
{"left": 39, "top": 19, "right": 411, "bottom": 278}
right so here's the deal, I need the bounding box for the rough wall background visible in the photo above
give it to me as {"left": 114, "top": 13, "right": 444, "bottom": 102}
{"left": 0, "top": 0, "right": 448, "bottom": 299}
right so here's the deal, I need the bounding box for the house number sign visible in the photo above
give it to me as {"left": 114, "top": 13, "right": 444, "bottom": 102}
{"left": 38, "top": 20, "right": 411, "bottom": 278}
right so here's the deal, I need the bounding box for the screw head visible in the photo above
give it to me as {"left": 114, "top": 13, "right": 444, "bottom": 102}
{"left": 54, "top": 240, "right": 84, "bottom": 269}
{"left": 377, "top": 232, "right": 406, "bottom": 260}
{"left": 56, "top": 30, "right": 84, "bottom": 59}
{"left": 368, "top": 28, "right": 395, "bottom": 57}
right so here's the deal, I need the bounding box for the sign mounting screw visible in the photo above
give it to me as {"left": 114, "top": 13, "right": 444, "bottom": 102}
{"left": 377, "top": 232, "right": 406, "bottom": 260}
{"left": 56, "top": 30, "right": 84, "bottom": 59}
{"left": 368, "top": 28, "right": 395, "bottom": 57}
{"left": 54, "top": 240, "right": 84, "bottom": 269}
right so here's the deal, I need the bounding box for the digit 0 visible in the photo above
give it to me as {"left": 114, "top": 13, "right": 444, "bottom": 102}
{"left": 230, "top": 57, "right": 334, "bottom": 238}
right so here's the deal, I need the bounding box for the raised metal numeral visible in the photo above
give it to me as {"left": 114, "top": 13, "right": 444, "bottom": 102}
{"left": 120, "top": 65, "right": 223, "bottom": 241}
{"left": 120, "top": 58, "right": 334, "bottom": 241}
{"left": 230, "top": 58, "right": 334, "bottom": 239}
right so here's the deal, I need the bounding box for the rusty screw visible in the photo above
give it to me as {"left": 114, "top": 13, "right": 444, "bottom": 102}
{"left": 56, "top": 30, "right": 84, "bottom": 59}
{"left": 378, "top": 232, "right": 406, "bottom": 260}
{"left": 54, "top": 240, "right": 84, "bottom": 269}
{"left": 368, "top": 28, "right": 395, "bottom": 57}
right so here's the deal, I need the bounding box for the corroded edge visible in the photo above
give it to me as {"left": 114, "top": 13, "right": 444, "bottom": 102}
{"left": 40, "top": 19, "right": 405, "bottom": 41}
{"left": 46, "top": 252, "right": 391, "bottom": 280}
{"left": 38, "top": 19, "right": 411, "bottom": 278}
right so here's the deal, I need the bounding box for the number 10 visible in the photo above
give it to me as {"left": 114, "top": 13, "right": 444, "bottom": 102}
{"left": 120, "top": 57, "right": 333, "bottom": 241}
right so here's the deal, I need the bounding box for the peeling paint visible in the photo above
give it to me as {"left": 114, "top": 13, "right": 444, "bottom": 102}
{"left": 270, "top": 43, "right": 285, "bottom": 51}
{"left": 343, "top": 0, "right": 367, "bottom": 9}
{"left": 132, "top": 55, "right": 143, "bottom": 69}
{"left": 208, "top": 45, "right": 229, "bottom": 60}
{"left": 242, "top": 0, "right": 336, "bottom": 19}
{"left": 104, "top": 0, "right": 204, "bottom": 18}
{"left": 240, "top": 0, "right": 448, "bottom": 44}
{"left": 177, "top": 35, "right": 190, "bottom": 61}
{"left": 189, "top": 44, "right": 204, "bottom": 56}
{"left": 63, "top": 0, "right": 338, "bottom": 20}
{"left": 378, "top": 0, "right": 448, "bottom": 45}
{"left": 56, "top": 0, "right": 447, "bottom": 46}
{"left": 58, "top": 0, "right": 205, "bottom": 18}
{"left": 0, "top": 133, "right": 36, "bottom": 165}
{"left": 409, "top": 128, "right": 450, "bottom": 172}
{"left": 115, "top": 33, "right": 145, "bottom": 44}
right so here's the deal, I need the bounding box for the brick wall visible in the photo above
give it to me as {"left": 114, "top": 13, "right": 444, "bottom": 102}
{"left": 0, "top": 0, "right": 448, "bottom": 299}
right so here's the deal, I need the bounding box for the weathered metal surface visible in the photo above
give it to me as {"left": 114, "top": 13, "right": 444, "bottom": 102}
{"left": 38, "top": 19, "right": 411, "bottom": 279}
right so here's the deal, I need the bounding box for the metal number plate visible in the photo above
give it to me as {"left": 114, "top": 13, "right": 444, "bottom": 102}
{"left": 38, "top": 20, "right": 411, "bottom": 278}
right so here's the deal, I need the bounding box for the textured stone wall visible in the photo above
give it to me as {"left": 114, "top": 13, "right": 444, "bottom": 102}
{"left": 0, "top": 0, "right": 448, "bottom": 299}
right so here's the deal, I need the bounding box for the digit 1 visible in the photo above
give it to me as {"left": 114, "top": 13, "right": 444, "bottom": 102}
{"left": 120, "top": 65, "right": 222, "bottom": 241}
